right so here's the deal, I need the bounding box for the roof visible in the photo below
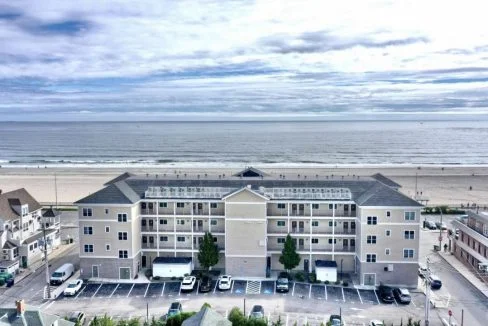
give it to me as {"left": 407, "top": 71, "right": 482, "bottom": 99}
{"left": 153, "top": 257, "right": 192, "bottom": 264}
{"left": 0, "top": 306, "right": 74, "bottom": 326}
{"left": 466, "top": 210, "right": 488, "bottom": 225}
{"left": 233, "top": 167, "right": 268, "bottom": 178}
{"left": 315, "top": 260, "right": 338, "bottom": 268}
{"left": 42, "top": 207, "right": 61, "bottom": 218}
{"left": 0, "top": 189, "right": 41, "bottom": 221}
{"left": 75, "top": 171, "right": 421, "bottom": 207}
{"left": 182, "top": 307, "right": 231, "bottom": 326}
{"left": 371, "top": 173, "right": 402, "bottom": 189}
{"left": 103, "top": 172, "right": 135, "bottom": 186}
{"left": 0, "top": 260, "right": 19, "bottom": 268}
{"left": 2, "top": 240, "right": 17, "bottom": 250}
{"left": 22, "top": 229, "right": 57, "bottom": 245}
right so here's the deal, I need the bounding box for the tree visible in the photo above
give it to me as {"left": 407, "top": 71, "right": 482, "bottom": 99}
{"left": 198, "top": 232, "right": 219, "bottom": 271}
{"left": 279, "top": 234, "right": 301, "bottom": 272}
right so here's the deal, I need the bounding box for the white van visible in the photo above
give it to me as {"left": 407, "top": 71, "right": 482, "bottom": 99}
{"left": 50, "top": 263, "right": 74, "bottom": 285}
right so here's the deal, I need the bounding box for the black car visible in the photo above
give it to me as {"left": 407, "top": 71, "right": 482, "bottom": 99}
{"left": 378, "top": 285, "right": 395, "bottom": 303}
{"left": 199, "top": 275, "right": 213, "bottom": 293}
{"left": 429, "top": 275, "right": 442, "bottom": 289}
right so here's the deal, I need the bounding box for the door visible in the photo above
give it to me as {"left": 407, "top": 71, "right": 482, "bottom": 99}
{"left": 148, "top": 219, "right": 154, "bottom": 230}
{"left": 298, "top": 221, "right": 304, "bottom": 233}
{"left": 298, "top": 204, "right": 305, "bottom": 215}
{"left": 364, "top": 273, "right": 376, "bottom": 286}
{"left": 343, "top": 222, "right": 349, "bottom": 234}
{"left": 119, "top": 267, "right": 130, "bottom": 280}
{"left": 92, "top": 265, "right": 99, "bottom": 278}
{"left": 298, "top": 238, "right": 304, "bottom": 249}
{"left": 291, "top": 204, "right": 297, "bottom": 215}
{"left": 350, "top": 239, "right": 356, "bottom": 250}
{"left": 351, "top": 221, "right": 356, "bottom": 232}
{"left": 292, "top": 221, "right": 297, "bottom": 233}
{"left": 343, "top": 239, "right": 349, "bottom": 251}
{"left": 266, "top": 256, "right": 271, "bottom": 277}
{"left": 197, "top": 220, "right": 203, "bottom": 231}
{"left": 141, "top": 219, "right": 147, "bottom": 231}
{"left": 304, "top": 259, "right": 309, "bottom": 273}
{"left": 142, "top": 255, "right": 147, "bottom": 268}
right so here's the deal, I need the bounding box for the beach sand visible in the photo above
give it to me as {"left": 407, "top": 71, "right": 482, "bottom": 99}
{"left": 1, "top": 166, "right": 487, "bottom": 207}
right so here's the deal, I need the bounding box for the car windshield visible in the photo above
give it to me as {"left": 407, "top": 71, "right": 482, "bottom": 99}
{"left": 183, "top": 278, "right": 192, "bottom": 284}
{"left": 67, "top": 283, "right": 77, "bottom": 288}
{"left": 52, "top": 272, "right": 63, "bottom": 277}
{"left": 220, "top": 279, "right": 228, "bottom": 283}
{"left": 277, "top": 278, "right": 288, "bottom": 284}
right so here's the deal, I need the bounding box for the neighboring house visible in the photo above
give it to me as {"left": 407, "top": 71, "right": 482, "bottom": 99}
{"left": 0, "top": 300, "right": 74, "bottom": 326}
{"left": 0, "top": 189, "right": 60, "bottom": 271}
{"left": 182, "top": 306, "right": 231, "bottom": 326}
{"left": 75, "top": 168, "right": 422, "bottom": 287}
{"left": 452, "top": 210, "right": 488, "bottom": 281}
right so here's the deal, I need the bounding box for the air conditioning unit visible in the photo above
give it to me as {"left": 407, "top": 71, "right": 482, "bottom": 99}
{"left": 478, "top": 263, "right": 488, "bottom": 272}
{"left": 384, "top": 264, "right": 394, "bottom": 272}
{"left": 258, "top": 240, "right": 266, "bottom": 247}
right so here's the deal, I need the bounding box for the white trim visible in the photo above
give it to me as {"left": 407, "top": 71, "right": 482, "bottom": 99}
{"left": 385, "top": 229, "right": 391, "bottom": 237}
{"left": 226, "top": 254, "right": 267, "bottom": 258}
{"left": 365, "top": 253, "right": 377, "bottom": 263}
{"left": 360, "top": 206, "right": 421, "bottom": 209}
{"left": 119, "top": 267, "right": 131, "bottom": 280}
{"left": 105, "top": 226, "right": 110, "bottom": 233}
{"left": 222, "top": 187, "right": 269, "bottom": 201}
{"left": 77, "top": 204, "right": 134, "bottom": 207}
{"left": 225, "top": 202, "right": 267, "bottom": 205}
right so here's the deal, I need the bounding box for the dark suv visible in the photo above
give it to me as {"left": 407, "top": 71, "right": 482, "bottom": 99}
{"left": 276, "top": 272, "right": 290, "bottom": 293}
{"left": 199, "top": 275, "right": 213, "bottom": 293}
{"left": 378, "top": 285, "right": 394, "bottom": 303}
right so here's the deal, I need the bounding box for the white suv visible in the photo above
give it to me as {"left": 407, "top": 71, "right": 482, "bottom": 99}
{"left": 180, "top": 276, "right": 196, "bottom": 292}
{"left": 218, "top": 275, "right": 232, "bottom": 291}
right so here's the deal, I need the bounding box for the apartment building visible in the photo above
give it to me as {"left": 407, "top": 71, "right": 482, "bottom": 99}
{"left": 451, "top": 211, "right": 488, "bottom": 280}
{"left": 0, "top": 189, "right": 61, "bottom": 272}
{"left": 76, "top": 168, "right": 422, "bottom": 287}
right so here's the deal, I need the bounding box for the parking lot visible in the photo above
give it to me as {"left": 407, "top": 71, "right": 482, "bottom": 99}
{"left": 58, "top": 279, "right": 426, "bottom": 308}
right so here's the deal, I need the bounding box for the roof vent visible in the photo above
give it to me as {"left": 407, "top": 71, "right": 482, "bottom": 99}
{"left": 247, "top": 185, "right": 252, "bottom": 189}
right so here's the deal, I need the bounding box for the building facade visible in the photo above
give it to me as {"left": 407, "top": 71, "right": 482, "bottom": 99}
{"left": 76, "top": 168, "right": 422, "bottom": 287}
{"left": 452, "top": 211, "right": 488, "bottom": 281}
{"left": 0, "top": 189, "right": 61, "bottom": 272}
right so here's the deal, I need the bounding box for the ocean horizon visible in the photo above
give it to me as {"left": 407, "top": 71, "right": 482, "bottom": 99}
{"left": 1, "top": 120, "right": 488, "bottom": 167}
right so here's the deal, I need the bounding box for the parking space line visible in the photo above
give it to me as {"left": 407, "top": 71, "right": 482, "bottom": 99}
{"left": 143, "top": 284, "right": 150, "bottom": 298}
{"left": 324, "top": 286, "right": 327, "bottom": 300}
{"left": 92, "top": 284, "right": 103, "bottom": 298}
{"left": 178, "top": 283, "right": 182, "bottom": 296}
{"left": 274, "top": 281, "right": 276, "bottom": 295}
{"left": 292, "top": 283, "right": 296, "bottom": 296}
{"left": 286, "top": 314, "right": 289, "bottom": 326}
{"left": 161, "top": 283, "right": 166, "bottom": 296}
{"left": 110, "top": 284, "right": 119, "bottom": 298}
{"left": 127, "top": 284, "right": 135, "bottom": 298}
{"left": 393, "top": 297, "right": 399, "bottom": 306}
{"left": 341, "top": 287, "right": 345, "bottom": 302}
{"left": 196, "top": 280, "right": 200, "bottom": 294}
{"left": 357, "top": 288, "right": 363, "bottom": 304}
{"left": 213, "top": 281, "right": 218, "bottom": 294}
{"left": 373, "top": 289, "right": 380, "bottom": 304}
{"left": 75, "top": 286, "right": 85, "bottom": 299}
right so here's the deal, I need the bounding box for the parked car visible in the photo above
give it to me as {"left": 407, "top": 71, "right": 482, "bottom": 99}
{"left": 63, "top": 279, "right": 83, "bottom": 296}
{"left": 276, "top": 272, "right": 290, "bottom": 293}
{"left": 429, "top": 274, "right": 442, "bottom": 289}
{"left": 393, "top": 288, "right": 411, "bottom": 304}
{"left": 369, "top": 321, "right": 384, "bottom": 326}
{"left": 218, "top": 275, "right": 232, "bottom": 291}
{"left": 199, "top": 275, "right": 213, "bottom": 293}
{"left": 435, "top": 221, "right": 448, "bottom": 230}
{"left": 425, "top": 221, "right": 437, "bottom": 230}
{"left": 378, "top": 285, "right": 395, "bottom": 303}
{"left": 250, "top": 305, "right": 265, "bottom": 319}
{"left": 68, "top": 311, "right": 86, "bottom": 325}
{"left": 50, "top": 263, "right": 74, "bottom": 285}
{"left": 180, "top": 276, "right": 196, "bottom": 292}
{"left": 167, "top": 302, "right": 182, "bottom": 318}
{"left": 418, "top": 263, "right": 429, "bottom": 278}
{"left": 329, "top": 314, "right": 342, "bottom": 326}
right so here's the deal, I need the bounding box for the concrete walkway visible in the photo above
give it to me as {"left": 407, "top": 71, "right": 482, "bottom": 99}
{"left": 437, "top": 250, "right": 488, "bottom": 298}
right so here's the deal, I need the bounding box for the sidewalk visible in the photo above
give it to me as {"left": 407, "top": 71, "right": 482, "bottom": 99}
{"left": 437, "top": 250, "right": 488, "bottom": 298}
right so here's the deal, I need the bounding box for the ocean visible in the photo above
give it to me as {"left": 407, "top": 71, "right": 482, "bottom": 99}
{"left": 1, "top": 120, "right": 488, "bottom": 167}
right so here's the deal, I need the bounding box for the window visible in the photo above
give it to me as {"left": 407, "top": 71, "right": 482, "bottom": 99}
{"left": 328, "top": 221, "right": 337, "bottom": 227}
{"left": 105, "top": 209, "right": 109, "bottom": 214}
{"left": 386, "top": 211, "right": 391, "bottom": 218}
{"left": 159, "top": 202, "right": 167, "bottom": 208}
{"left": 22, "top": 206, "right": 28, "bottom": 216}
{"left": 385, "top": 248, "right": 390, "bottom": 255}
{"left": 312, "top": 204, "right": 319, "bottom": 209}
{"left": 160, "top": 236, "right": 168, "bottom": 242}
{"left": 213, "top": 237, "right": 217, "bottom": 242}
{"left": 277, "top": 238, "right": 285, "bottom": 244}
{"left": 118, "top": 213, "right": 127, "bottom": 222}
{"left": 83, "top": 226, "right": 93, "bottom": 235}
{"left": 404, "top": 211, "right": 415, "bottom": 221}
{"left": 366, "top": 235, "right": 377, "bottom": 244}
{"left": 277, "top": 220, "right": 286, "bottom": 227}
{"left": 367, "top": 216, "right": 377, "bottom": 225}
{"left": 119, "top": 250, "right": 128, "bottom": 259}
{"left": 106, "top": 244, "right": 111, "bottom": 251}
{"left": 29, "top": 244, "right": 33, "bottom": 251}
{"left": 176, "top": 202, "right": 185, "bottom": 208}
{"left": 366, "top": 254, "right": 377, "bottom": 262}
{"left": 312, "top": 238, "right": 319, "bottom": 244}
{"left": 84, "top": 244, "right": 94, "bottom": 253}
{"left": 177, "top": 219, "right": 185, "bottom": 225}
{"left": 403, "top": 249, "right": 415, "bottom": 258}
{"left": 105, "top": 226, "right": 110, "bottom": 233}
{"left": 211, "top": 203, "right": 218, "bottom": 208}
{"left": 328, "top": 239, "right": 337, "bottom": 244}
{"left": 329, "top": 204, "right": 333, "bottom": 210}
{"left": 177, "top": 236, "right": 185, "bottom": 242}
{"left": 312, "top": 221, "right": 319, "bottom": 227}
{"left": 82, "top": 208, "right": 92, "bottom": 217}
{"left": 277, "top": 203, "right": 286, "bottom": 209}
{"left": 385, "top": 230, "right": 391, "bottom": 237}
{"left": 118, "top": 232, "right": 128, "bottom": 240}
{"left": 211, "top": 219, "right": 217, "bottom": 226}
{"left": 160, "top": 219, "right": 168, "bottom": 225}
{"left": 404, "top": 230, "right": 415, "bottom": 239}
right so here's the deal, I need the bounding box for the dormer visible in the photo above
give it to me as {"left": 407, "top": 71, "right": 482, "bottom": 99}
{"left": 233, "top": 167, "right": 268, "bottom": 178}
{"left": 21, "top": 204, "right": 29, "bottom": 217}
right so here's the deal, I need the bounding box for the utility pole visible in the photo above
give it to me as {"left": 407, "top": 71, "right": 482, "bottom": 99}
{"left": 54, "top": 174, "right": 58, "bottom": 208}
{"left": 438, "top": 210, "right": 443, "bottom": 250}
{"left": 424, "top": 258, "right": 430, "bottom": 326}
{"left": 43, "top": 222, "right": 51, "bottom": 299}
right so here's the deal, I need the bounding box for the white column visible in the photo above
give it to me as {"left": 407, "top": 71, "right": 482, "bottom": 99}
{"left": 332, "top": 202, "right": 335, "bottom": 260}
{"left": 173, "top": 202, "right": 177, "bottom": 257}
{"left": 309, "top": 202, "right": 313, "bottom": 263}
{"left": 156, "top": 201, "right": 159, "bottom": 252}
{"left": 287, "top": 202, "right": 291, "bottom": 234}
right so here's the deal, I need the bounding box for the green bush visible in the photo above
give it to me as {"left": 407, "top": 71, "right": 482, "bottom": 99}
{"left": 294, "top": 272, "right": 305, "bottom": 282}
{"left": 166, "top": 312, "right": 196, "bottom": 326}
{"left": 335, "top": 280, "right": 341, "bottom": 285}
{"left": 342, "top": 281, "right": 349, "bottom": 287}
{"left": 171, "top": 276, "right": 177, "bottom": 280}
{"left": 144, "top": 269, "right": 152, "bottom": 278}
{"left": 324, "top": 280, "right": 329, "bottom": 285}
{"left": 153, "top": 276, "right": 160, "bottom": 281}
{"left": 308, "top": 272, "right": 316, "bottom": 283}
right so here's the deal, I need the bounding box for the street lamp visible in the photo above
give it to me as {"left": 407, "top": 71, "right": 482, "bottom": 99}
{"left": 340, "top": 259, "right": 343, "bottom": 282}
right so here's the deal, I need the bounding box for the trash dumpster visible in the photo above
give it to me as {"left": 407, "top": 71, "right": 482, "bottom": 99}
{"left": 6, "top": 278, "right": 14, "bottom": 287}
{"left": 434, "top": 245, "right": 440, "bottom": 251}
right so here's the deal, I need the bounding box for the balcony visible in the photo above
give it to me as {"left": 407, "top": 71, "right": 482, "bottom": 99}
{"left": 158, "top": 242, "right": 174, "bottom": 250}
{"left": 141, "top": 225, "right": 157, "bottom": 232}
{"left": 210, "top": 226, "right": 225, "bottom": 233}
{"left": 141, "top": 243, "right": 157, "bottom": 249}
{"left": 193, "top": 209, "right": 209, "bottom": 216}
{"left": 193, "top": 226, "right": 208, "bottom": 233}
{"left": 141, "top": 209, "right": 157, "bottom": 215}
{"left": 311, "top": 229, "right": 356, "bottom": 235}
{"left": 291, "top": 227, "right": 309, "bottom": 234}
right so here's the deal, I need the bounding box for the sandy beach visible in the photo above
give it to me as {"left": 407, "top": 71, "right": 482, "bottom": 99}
{"left": 1, "top": 165, "right": 487, "bottom": 207}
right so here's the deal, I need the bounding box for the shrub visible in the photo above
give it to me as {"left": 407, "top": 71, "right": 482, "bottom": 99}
{"left": 153, "top": 276, "right": 160, "bottom": 281}
{"left": 324, "top": 280, "right": 329, "bottom": 285}
{"left": 171, "top": 276, "right": 176, "bottom": 280}
{"left": 335, "top": 280, "right": 341, "bottom": 285}
{"left": 144, "top": 269, "right": 152, "bottom": 278}
{"left": 342, "top": 281, "right": 349, "bottom": 287}
{"left": 294, "top": 272, "right": 305, "bottom": 282}
{"left": 166, "top": 312, "right": 195, "bottom": 326}
{"left": 308, "top": 272, "right": 316, "bottom": 283}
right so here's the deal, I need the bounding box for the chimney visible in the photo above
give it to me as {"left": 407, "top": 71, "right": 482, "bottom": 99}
{"left": 16, "top": 299, "right": 25, "bottom": 316}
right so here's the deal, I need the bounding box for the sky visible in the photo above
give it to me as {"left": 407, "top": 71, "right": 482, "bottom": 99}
{"left": 1, "top": 0, "right": 488, "bottom": 121}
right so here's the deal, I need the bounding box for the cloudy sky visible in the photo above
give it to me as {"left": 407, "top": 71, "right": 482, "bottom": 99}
{"left": 1, "top": 0, "right": 488, "bottom": 121}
